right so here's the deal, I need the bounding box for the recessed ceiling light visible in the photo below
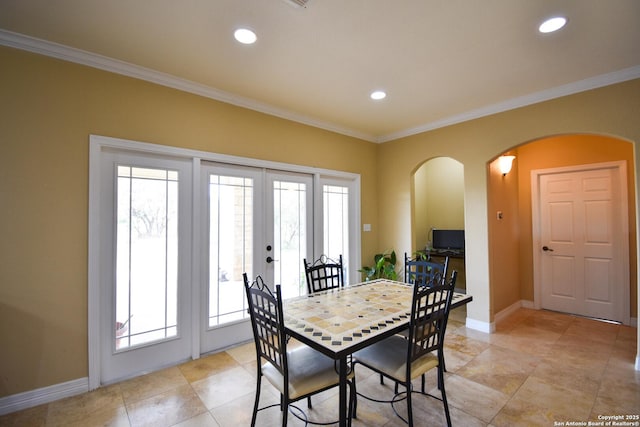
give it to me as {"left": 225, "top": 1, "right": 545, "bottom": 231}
{"left": 370, "top": 90, "right": 386, "bottom": 100}
{"left": 234, "top": 28, "right": 257, "bottom": 44}
{"left": 538, "top": 16, "right": 567, "bottom": 33}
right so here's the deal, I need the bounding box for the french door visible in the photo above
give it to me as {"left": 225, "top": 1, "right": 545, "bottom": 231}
{"left": 97, "top": 150, "right": 193, "bottom": 384}
{"left": 199, "top": 164, "right": 313, "bottom": 353}
{"left": 89, "top": 135, "right": 360, "bottom": 387}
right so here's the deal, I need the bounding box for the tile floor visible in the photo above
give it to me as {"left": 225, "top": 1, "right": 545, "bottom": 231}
{"left": 1, "top": 307, "right": 638, "bottom": 426}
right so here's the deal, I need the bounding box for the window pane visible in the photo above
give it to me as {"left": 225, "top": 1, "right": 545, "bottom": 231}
{"left": 208, "top": 175, "right": 253, "bottom": 327}
{"left": 274, "top": 180, "right": 307, "bottom": 299}
{"left": 115, "top": 166, "right": 179, "bottom": 350}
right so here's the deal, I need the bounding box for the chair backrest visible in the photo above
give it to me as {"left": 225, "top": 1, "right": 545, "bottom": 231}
{"left": 407, "top": 271, "right": 457, "bottom": 365}
{"left": 303, "top": 254, "right": 344, "bottom": 294}
{"left": 404, "top": 252, "right": 449, "bottom": 286}
{"left": 243, "top": 273, "right": 288, "bottom": 378}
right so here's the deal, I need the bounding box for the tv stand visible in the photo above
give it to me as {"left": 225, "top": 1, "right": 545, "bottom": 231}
{"left": 426, "top": 248, "right": 464, "bottom": 259}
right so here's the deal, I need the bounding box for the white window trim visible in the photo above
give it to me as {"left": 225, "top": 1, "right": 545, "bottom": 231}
{"left": 88, "top": 134, "right": 361, "bottom": 389}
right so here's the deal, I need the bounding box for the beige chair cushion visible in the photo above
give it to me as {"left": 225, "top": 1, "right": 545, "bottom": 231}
{"left": 262, "top": 346, "right": 352, "bottom": 400}
{"left": 353, "top": 335, "right": 439, "bottom": 381}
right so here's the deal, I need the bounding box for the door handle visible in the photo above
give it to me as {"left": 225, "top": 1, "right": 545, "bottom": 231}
{"left": 542, "top": 246, "right": 554, "bottom": 252}
{"left": 266, "top": 256, "right": 277, "bottom": 263}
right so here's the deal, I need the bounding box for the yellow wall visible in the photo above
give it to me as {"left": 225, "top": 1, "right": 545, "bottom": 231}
{"left": 487, "top": 151, "right": 521, "bottom": 315}
{"left": 377, "top": 79, "right": 640, "bottom": 327}
{"left": 0, "top": 46, "right": 378, "bottom": 397}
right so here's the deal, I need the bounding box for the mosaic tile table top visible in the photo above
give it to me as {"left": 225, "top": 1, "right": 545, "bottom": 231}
{"left": 283, "top": 279, "right": 472, "bottom": 355}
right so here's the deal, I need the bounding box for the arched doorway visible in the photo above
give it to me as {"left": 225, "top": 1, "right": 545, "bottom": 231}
{"left": 412, "top": 156, "right": 465, "bottom": 288}
{"left": 487, "top": 134, "right": 637, "bottom": 325}
{"left": 412, "top": 157, "right": 464, "bottom": 250}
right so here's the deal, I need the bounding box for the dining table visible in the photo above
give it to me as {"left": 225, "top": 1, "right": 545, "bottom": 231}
{"left": 283, "top": 278, "right": 473, "bottom": 427}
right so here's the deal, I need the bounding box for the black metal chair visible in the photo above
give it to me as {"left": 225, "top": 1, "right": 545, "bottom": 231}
{"left": 352, "top": 271, "right": 457, "bottom": 427}
{"left": 404, "top": 252, "right": 449, "bottom": 286}
{"left": 303, "top": 254, "right": 344, "bottom": 294}
{"left": 243, "top": 273, "right": 355, "bottom": 427}
{"left": 389, "top": 253, "right": 450, "bottom": 391}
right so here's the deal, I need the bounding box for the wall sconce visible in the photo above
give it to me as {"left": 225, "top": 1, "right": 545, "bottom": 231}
{"left": 498, "top": 155, "right": 516, "bottom": 176}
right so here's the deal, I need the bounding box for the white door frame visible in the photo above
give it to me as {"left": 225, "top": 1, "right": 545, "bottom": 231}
{"left": 531, "top": 160, "right": 630, "bottom": 325}
{"left": 88, "top": 134, "right": 361, "bottom": 389}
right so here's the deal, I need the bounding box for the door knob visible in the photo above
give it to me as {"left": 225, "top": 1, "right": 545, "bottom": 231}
{"left": 542, "top": 246, "right": 554, "bottom": 252}
{"left": 266, "top": 256, "right": 274, "bottom": 263}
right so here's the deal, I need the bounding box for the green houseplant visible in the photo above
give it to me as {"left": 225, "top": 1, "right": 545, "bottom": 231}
{"left": 359, "top": 250, "right": 398, "bottom": 281}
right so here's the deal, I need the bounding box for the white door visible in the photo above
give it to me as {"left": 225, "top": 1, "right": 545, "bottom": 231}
{"left": 200, "top": 166, "right": 313, "bottom": 353}
{"left": 534, "top": 162, "right": 629, "bottom": 323}
{"left": 99, "top": 151, "right": 193, "bottom": 384}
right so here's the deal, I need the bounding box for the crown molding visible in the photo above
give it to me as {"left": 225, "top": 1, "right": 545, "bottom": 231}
{"left": 0, "top": 29, "right": 376, "bottom": 142}
{"left": 2, "top": 29, "right": 638, "bottom": 145}
{"left": 377, "top": 65, "right": 640, "bottom": 143}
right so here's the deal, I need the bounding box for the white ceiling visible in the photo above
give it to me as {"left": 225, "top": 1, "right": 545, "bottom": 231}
{"left": 1, "top": 0, "right": 639, "bottom": 142}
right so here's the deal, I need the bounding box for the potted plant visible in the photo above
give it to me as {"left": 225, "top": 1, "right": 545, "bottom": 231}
{"left": 359, "top": 250, "right": 398, "bottom": 281}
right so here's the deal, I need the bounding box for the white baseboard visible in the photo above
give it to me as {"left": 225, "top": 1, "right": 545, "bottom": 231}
{"left": 465, "top": 317, "right": 494, "bottom": 333}
{"left": 0, "top": 377, "right": 88, "bottom": 416}
{"left": 466, "top": 299, "right": 535, "bottom": 333}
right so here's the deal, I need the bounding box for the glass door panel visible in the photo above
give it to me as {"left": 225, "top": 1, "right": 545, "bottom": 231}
{"left": 323, "top": 184, "right": 350, "bottom": 283}
{"left": 200, "top": 164, "right": 261, "bottom": 354}
{"left": 268, "top": 173, "right": 313, "bottom": 299}
{"left": 115, "top": 166, "right": 179, "bottom": 350}
{"left": 207, "top": 174, "right": 254, "bottom": 327}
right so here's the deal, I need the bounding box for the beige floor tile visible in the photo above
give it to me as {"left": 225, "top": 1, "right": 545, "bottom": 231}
{"left": 616, "top": 324, "right": 638, "bottom": 343}
{"left": 445, "top": 332, "right": 491, "bottom": 359}
{"left": 487, "top": 328, "right": 558, "bottom": 358}
{"left": 119, "top": 366, "right": 188, "bottom": 404}
{"left": 591, "top": 363, "right": 640, "bottom": 416}
{"left": 452, "top": 326, "right": 493, "bottom": 344}
{"left": 46, "top": 384, "right": 125, "bottom": 426}
{"left": 444, "top": 332, "right": 489, "bottom": 372}
{"left": 544, "top": 340, "right": 610, "bottom": 376}
{"left": 529, "top": 360, "right": 602, "bottom": 396}
{"left": 55, "top": 405, "right": 131, "bottom": 427}
{"left": 224, "top": 341, "right": 256, "bottom": 364}
{"left": 507, "top": 376, "right": 596, "bottom": 421}
{"left": 494, "top": 308, "right": 536, "bottom": 332}
{"left": 209, "top": 387, "right": 290, "bottom": 427}
{"left": 444, "top": 374, "right": 511, "bottom": 422}
{"left": 178, "top": 351, "right": 241, "bottom": 383}
{"left": 191, "top": 365, "right": 259, "bottom": 410}
{"left": 172, "top": 411, "right": 220, "bottom": 427}
{"left": 455, "top": 346, "right": 540, "bottom": 395}
{"left": 518, "top": 309, "right": 574, "bottom": 334}
{"left": 491, "top": 395, "right": 564, "bottom": 427}
{"left": 126, "top": 383, "right": 207, "bottom": 427}
{"left": 351, "top": 374, "right": 415, "bottom": 426}
{"left": 0, "top": 403, "right": 48, "bottom": 427}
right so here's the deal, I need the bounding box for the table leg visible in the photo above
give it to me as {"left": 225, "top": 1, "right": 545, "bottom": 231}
{"left": 338, "top": 356, "right": 348, "bottom": 427}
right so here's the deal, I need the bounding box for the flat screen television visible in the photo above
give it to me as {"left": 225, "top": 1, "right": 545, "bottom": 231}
{"left": 432, "top": 229, "right": 465, "bottom": 251}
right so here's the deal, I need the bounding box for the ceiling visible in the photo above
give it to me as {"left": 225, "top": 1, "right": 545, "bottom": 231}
{"left": 1, "top": 0, "right": 639, "bottom": 142}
